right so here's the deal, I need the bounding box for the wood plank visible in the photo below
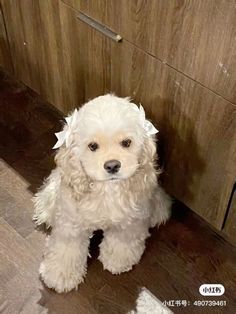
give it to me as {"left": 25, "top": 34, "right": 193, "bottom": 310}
{"left": 0, "top": 218, "right": 92, "bottom": 314}
{"left": 0, "top": 218, "right": 44, "bottom": 314}
{"left": 153, "top": 212, "right": 236, "bottom": 311}
{"left": 0, "top": 165, "right": 35, "bottom": 238}
{"left": 110, "top": 39, "right": 236, "bottom": 230}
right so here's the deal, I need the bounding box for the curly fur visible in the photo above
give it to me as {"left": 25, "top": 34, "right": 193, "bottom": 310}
{"left": 33, "top": 94, "right": 171, "bottom": 293}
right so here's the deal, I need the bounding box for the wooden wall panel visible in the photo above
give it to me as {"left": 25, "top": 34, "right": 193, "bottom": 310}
{"left": 63, "top": 0, "right": 236, "bottom": 105}
{"left": 110, "top": 40, "right": 236, "bottom": 229}
{"left": 0, "top": 4, "right": 12, "bottom": 73}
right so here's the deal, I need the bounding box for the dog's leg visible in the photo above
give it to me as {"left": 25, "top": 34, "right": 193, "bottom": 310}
{"left": 99, "top": 221, "right": 150, "bottom": 274}
{"left": 39, "top": 188, "right": 90, "bottom": 293}
{"left": 40, "top": 227, "right": 90, "bottom": 293}
{"left": 33, "top": 169, "right": 60, "bottom": 227}
{"left": 149, "top": 187, "right": 172, "bottom": 228}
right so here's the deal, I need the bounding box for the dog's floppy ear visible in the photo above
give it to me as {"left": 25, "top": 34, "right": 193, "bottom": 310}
{"left": 140, "top": 136, "right": 158, "bottom": 166}
{"left": 53, "top": 108, "right": 90, "bottom": 196}
{"left": 55, "top": 146, "right": 90, "bottom": 197}
{"left": 54, "top": 109, "right": 89, "bottom": 196}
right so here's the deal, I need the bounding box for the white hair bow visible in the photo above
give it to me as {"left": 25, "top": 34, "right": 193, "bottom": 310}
{"left": 132, "top": 104, "right": 159, "bottom": 136}
{"left": 53, "top": 109, "right": 78, "bottom": 149}
{"left": 52, "top": 104, "right": 158, "bottom": 149}
{"left": 138, "top": 104, "right": 159, "bottom": 136}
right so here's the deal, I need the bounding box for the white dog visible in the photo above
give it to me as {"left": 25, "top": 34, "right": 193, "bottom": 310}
{"left": 33, "top": 94, "right": 171, "bottom": 293}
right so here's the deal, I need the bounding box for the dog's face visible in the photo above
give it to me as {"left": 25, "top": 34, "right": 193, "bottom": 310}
{"left": 62, "top": 95, "right": 157, "bottom": 182}
{"left": 78, "top": 130, "right": 143, "bottom": 181}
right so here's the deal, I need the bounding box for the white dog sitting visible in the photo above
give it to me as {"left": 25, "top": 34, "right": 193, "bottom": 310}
{"left": 33, "top": 94, "right": 171, "bottom": 293}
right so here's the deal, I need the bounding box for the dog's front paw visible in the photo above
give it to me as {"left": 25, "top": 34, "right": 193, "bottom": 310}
{"left": 39, "top": 257, "right": 85, "bottom": 293}
{"left": 99, "top": 240, "right": 145, "bottom": 275}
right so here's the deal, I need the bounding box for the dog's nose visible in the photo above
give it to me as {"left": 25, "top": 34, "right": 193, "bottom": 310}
{"left": 104, "top": 160, "right": 121, "bottom": 174}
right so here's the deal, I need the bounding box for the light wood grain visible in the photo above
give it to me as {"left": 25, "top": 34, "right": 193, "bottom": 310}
{"left": 0, "top": 164, "right": 35, "bottom": 238}
{"left": 0, "top": 218, "right": 44, "bottom": 314}
{"left": 110, "top": 40, "right": 236, "bottom": 230}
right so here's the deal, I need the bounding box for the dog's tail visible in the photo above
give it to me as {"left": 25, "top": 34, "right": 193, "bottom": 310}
{"left": 33, "top": 169, "right": 60, "bottom": 228}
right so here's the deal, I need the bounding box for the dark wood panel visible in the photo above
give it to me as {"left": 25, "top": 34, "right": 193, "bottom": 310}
{"left": 64, "top": 0, "right": 236, "bottom": 104}
{"left": 110, "top": 40, "right": 236, "bottom": 230}
{"left": 0, "top": 3, "right": 12, "bottom": 72}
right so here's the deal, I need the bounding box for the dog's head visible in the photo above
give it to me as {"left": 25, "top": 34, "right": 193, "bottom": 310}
{"left": 55, "top": 95, "right": 158, "bottom": 182}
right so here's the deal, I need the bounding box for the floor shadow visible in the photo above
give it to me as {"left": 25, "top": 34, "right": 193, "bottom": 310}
{"left": 0, "top": 69, "right": 63, "bottom": 194}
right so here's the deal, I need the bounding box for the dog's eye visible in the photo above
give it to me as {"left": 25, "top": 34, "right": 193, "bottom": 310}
{"left": 121, "top": 139, "right": 132, "bottom": 148}
{"left": 88, "top": 142, "right": 99, "bottom": 151}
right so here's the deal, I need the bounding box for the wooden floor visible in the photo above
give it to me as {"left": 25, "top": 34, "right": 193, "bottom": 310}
{"left": 0, "top": 69, "right": 235, "bottom": 314}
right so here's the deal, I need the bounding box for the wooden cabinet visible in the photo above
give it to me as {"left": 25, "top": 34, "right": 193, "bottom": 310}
{"left": 0, "top": 0, "right": 235, "bottom": 241}
{"left": 110, "top": 39, "right": 236, "bottom": 230}
{"left": 63, "top": 0, "right": 236, "bottom": 104}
